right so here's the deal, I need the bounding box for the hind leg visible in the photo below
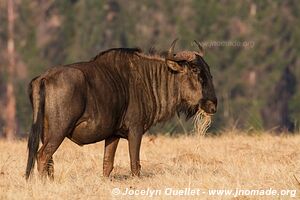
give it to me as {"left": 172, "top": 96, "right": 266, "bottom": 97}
{"left": 38, "top": 156, "right": 54, "bottom": 180}
{"left": 37, "top": 136, "right": 64, "bottom": 180}
{"left": 36, "top": 68, "right": 86, "bottom": 180}
{"left": 36, "top": 117, "right": 65, "bottom": 180}
{"left": 47, "top": 157, "right": 54, "bottom": 180}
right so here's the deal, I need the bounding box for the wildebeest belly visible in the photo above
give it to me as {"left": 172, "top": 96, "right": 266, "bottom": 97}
{"left": 68, "top": 119, "right": 114, "bottom": 145}
{"left": 65, "top": 64, "right": 128, "bottom": 145}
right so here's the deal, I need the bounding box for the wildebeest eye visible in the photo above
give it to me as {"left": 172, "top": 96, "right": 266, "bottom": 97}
{"left": 189, "top": 64, "right": 200, "bottom": 73}
{"left": 192, "top": 67, "right": 200, "bottom": 73}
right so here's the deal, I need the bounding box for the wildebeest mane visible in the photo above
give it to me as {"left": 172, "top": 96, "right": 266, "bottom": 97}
{"left": 92, "top": 47, "right": 142, "bottom": 61}
{"left": 91, "top": 47, "right": 170, "bottom": 64}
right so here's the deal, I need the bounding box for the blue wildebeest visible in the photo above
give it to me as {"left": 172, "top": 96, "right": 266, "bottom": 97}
{"left": 25, "top": 40, "right": 217, "bottom": 180}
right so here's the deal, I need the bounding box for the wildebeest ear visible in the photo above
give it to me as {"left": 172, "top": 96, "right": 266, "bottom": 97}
{"left": 166, "top": 60, "right": 185, "bottom": 72}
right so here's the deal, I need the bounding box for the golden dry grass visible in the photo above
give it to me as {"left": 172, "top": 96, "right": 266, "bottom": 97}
{"left": 1, "top": 132, "right": 300, "bottom": 200}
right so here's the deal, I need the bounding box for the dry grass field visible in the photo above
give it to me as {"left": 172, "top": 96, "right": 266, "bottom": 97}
{"left": 1, "top": 132, "right": 300, "bottom": 199}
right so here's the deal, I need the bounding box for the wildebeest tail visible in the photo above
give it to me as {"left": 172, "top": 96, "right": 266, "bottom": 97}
{"left": 25, "top": 79, "right": 45, "bottom": 180}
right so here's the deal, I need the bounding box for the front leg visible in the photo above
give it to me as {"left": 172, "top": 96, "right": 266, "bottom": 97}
{"left": 103, "top": 136, "right": 120, "bottom": 177}
{"left": 128, "top": 127, "right": 143, "bottom": 176}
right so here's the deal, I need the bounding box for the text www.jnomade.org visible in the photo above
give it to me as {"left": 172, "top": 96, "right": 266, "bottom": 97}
{"left": 111, "top": 187, "right": 297, "bottom": 198}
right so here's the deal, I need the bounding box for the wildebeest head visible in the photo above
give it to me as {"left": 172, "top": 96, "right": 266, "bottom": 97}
{"left": 165, "top": 39, "right": 217, "bottom": 118}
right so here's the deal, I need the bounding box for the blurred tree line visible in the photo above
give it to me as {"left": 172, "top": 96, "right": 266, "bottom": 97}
{"left": 0, "top": 0, "right": 299, "bottom": 138}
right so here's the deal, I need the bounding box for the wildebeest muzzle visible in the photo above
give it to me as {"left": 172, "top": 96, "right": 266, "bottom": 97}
{"left": 200, "top": 99, "right": 217, "bottom": 114}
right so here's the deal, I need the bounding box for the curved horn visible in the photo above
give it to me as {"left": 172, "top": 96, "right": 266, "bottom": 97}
{"left": 194, "top": 40, "right": 204, "bottom": 56}
{"left": 168, "top": 38, "right": 178, "bottom": 59}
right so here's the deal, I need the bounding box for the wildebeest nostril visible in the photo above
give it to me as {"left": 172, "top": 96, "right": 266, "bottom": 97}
{"left": 207, "top": 101, "right": 217, "bottom": 114}
{"left": 200, "top": 100, "right": 217, "bottom": 114}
